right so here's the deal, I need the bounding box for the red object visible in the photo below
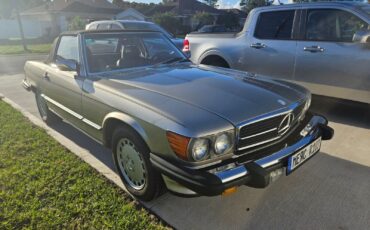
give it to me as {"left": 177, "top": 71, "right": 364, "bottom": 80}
{"left": 183, "top": 39, "right": 190, "bottom": 52}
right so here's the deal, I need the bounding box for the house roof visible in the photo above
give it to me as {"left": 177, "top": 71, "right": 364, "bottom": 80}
{"left": 144, "top": 0, "right": 224, "bottom": 17}
{"left": 21, "top": 0, "right": 121, "bottom": 15}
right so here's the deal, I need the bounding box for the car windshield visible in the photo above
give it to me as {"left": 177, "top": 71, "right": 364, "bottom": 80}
{"left": 84, "top": 32, "right": 186, "bottom": 73}
{"left": 121, "top": 22, "right": 174, "bottom": 38}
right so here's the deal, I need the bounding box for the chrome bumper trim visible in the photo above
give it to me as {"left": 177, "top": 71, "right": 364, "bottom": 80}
{"left": 213, "top": 115, "right": 326, "bottom": 184}
{"left": 22, "top": 79, "right": 31, "bottom": 91}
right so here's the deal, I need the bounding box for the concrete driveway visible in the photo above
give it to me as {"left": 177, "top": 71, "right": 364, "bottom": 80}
{"left": 0, "top": 58, "right": 369, "bottom": 229}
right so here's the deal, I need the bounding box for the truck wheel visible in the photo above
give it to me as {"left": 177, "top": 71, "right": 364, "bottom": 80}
{"left": 35, "top": 89, "right": 60, "bottom": 125}
{"left": 112, "top": 126, "right": 163, "bottom": 201}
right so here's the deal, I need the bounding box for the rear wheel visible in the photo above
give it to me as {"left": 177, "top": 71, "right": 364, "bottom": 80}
{"left": 112, "top": 126, "right": 163, "bottom": 201}
{"left": 35, "top": 89, "right": 60, "bottom": 125}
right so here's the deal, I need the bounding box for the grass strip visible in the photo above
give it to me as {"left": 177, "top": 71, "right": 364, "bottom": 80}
{"left": 0, "top": 100, "right": 168, "bottom": 229}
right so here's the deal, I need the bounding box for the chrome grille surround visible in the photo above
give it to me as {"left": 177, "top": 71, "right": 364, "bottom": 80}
{"left": 236, "top": 101, "right": 305, "bottom": 151}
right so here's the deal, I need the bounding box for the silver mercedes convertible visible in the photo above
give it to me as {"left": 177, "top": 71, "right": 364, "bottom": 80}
{"left": 23, "top": 30, "right": 334, "bottom": 201}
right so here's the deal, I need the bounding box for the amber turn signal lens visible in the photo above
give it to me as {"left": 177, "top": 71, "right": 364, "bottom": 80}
{"left": 222, "top": 187, "right": 237, "bottom": 196}
{"left": 166, "top": 132, "right": 190, "bottom": 160}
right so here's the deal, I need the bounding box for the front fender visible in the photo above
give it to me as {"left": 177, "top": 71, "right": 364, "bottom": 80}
{"left": 102, "top": 111, "right": 150, "bottom": 147}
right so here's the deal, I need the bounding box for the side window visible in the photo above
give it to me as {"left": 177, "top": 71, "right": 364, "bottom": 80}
{"left": 254, "top": 10, "right": 295, "bottom": 40}
{"left": 56, "top": 36, "right": 79, "bottom": 62}
{"left": 305, "top": 9, "right": 368, "bottom": 42}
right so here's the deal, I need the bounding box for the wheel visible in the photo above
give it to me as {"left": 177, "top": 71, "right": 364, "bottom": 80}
{"left": 35, "top": 89, "right": 60, "bottom": 125}
{"left": 112, "top": 126, "right": 163, "bottom": 201}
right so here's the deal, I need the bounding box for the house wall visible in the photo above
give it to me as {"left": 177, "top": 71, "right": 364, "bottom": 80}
{"left": 0, "top": 19, "right": 46, "bottom": 39}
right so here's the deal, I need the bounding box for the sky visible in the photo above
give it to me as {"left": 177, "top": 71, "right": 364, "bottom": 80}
{"left": 124, "top": 0, "right": 242, "bottom": 9}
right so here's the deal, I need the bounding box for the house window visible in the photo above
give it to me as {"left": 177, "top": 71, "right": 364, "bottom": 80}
{"left": 254, "top": 10, "right": 295, "bottom": 40}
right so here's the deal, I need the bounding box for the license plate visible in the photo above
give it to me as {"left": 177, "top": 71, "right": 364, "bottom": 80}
{"left": 287, "top": 137, "right": 322, "bottom": 174}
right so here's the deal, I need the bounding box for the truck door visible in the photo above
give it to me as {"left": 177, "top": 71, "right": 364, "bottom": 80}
{"left": 294, "top": 8, "right": 370, "bottom": 103}
{"left": 41, "top": 35, "right": 84, "bottom": 125}
{"left": 243, "top": 10, "right": 299, "bottom": 81}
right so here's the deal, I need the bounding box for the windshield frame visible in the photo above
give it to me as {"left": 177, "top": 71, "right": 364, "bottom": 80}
{"left": 82, "top": 31, "right": 187, "bottom": 76}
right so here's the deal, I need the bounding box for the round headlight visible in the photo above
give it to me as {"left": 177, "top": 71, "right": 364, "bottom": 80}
{"left": 214, "top": 133, "right": 231, "bottom": 155}
{"left": 191, "top": 139, "right": 209, "bottom": 161}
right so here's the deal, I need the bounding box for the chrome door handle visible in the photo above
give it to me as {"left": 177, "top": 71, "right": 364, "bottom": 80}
{"left": 303, "top": 46, "right": 325, "bottom": 53}
{"left": 250, "top": 43, "right": 266, "bottom": 49}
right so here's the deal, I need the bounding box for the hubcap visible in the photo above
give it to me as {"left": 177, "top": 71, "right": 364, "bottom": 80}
{"left": 116, "top": 138, "right": 146, "bottom": 190}
{"left": 36, "top": 93, "right": 48, "bottom": 119}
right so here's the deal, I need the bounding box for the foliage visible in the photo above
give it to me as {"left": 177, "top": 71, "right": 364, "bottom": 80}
{"left": 0, "top": 101, "right": 168, "bottom": 229}
{"left": 68, "top": 16, "right": 86, "bottom": 31}
{"left": 153, "top": 12, "right": 181, "bottom": 35}
{"left": 216, "top": 13, "right": 240, "bottom": 29}
{"left": 112, "top": 0, "right": 157, "bottom": 13}
{"left": 192, "top": 12, "right": 215, "bottom": 29}
{"left": 240, "top": 0, "right": 268, "bottom": 13}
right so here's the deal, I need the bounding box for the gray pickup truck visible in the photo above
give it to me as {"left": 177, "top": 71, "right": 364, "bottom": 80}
{"left": 185, "top": 2, "right": 370, "bottom": 104}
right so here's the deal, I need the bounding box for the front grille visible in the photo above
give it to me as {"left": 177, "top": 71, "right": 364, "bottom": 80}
{"left": 237, "top": 102, "right": 306, "bottom": 152}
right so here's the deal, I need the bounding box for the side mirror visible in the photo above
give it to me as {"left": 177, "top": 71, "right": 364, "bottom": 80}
{"left": 353, "top": 30, "right": 370, "bottom": 44}
{"left": 56, "top": 59, "right": 79, "bottom": 72}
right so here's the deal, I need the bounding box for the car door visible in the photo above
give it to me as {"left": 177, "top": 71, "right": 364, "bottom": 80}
{"left": 42, "top": 35, "right": 84, "bottom": 125}
{"left": 243, "top": 9, "right": 299, "bottom": 81}
{"left": 294, "top": 8, "right": 370, "bottom": 103}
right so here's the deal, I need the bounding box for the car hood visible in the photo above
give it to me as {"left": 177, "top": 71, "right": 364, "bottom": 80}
{"left": 99, "top": 63, "right": 307, "bottom": 125}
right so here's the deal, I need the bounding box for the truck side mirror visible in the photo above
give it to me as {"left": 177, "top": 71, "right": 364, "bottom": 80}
{"left": 353, "top": 30, "right": 370, "bottom": 44}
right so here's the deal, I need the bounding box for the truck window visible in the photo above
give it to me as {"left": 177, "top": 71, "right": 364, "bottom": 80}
{"left": 254, "top": 10, "right": 295, "bottom": 40}
{"left": 56, "top": 36, "right": 79, "bottom": 63}
{"left": 305, "top": 9, "right": 368, "bottom": 42}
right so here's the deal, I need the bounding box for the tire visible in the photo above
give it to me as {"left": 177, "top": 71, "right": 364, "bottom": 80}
{"left": 112, "top": 126, "right": 163, "bottom": 201}
{"left": 35, "top": 89, "right": 60, "bottom": 125}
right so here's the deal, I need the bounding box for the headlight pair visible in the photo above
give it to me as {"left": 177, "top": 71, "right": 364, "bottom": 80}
{"left": 189, "top": 132, "right": 233, "bottom": 162}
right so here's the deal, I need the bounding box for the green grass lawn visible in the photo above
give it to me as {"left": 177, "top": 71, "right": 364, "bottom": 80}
{"left": 0, "top": 44, "right": 51, "bottom": 55}
{"left": 0, "top": 100, "right": 168, "bottom": 229}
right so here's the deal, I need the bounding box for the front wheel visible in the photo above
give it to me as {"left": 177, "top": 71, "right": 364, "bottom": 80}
{"left": 112, "top": 126, "right": 163, "bottom": 201}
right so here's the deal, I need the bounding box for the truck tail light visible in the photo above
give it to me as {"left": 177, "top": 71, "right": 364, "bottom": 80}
{"left": 183, "top": 39, "right": 190, "bottom": 52}
{"left": 166, "top": 132, "right": 190, "bottom": 160}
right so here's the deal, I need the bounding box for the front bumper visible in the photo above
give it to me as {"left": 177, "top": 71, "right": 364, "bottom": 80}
{"left": 150, "top": 114, "right": 334, "bottom": 196}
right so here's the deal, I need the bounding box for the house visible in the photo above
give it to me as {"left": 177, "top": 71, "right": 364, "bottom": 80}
{"left": 115, "top": 8, "right": 149, "bottom": 21}
{"left": 21, "top": 0, "right": 121, "bottom": 37}
{"left": 144, "top": 0, "right": 226, "bottom": 29}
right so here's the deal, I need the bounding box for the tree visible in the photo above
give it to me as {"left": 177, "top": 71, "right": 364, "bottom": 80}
{"left": 240, "top": 0, "right": 267, "bottom": 13}
{"left": 68, "top": 16, "right": 86, "bottom": 31}
{"left": 153, "top": 12, "right": 181, "bottom": 35}
{"left": 192, "top": 12, "right": 215, "bottom": 30}
{"left": 216, "top": 13, "right": 240, "bottom": 30}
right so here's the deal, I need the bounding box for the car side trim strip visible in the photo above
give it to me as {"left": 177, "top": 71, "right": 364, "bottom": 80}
{"left": 41, "top": 94, "right": 102, "bottom": 130}
{"left": 82, "top": 118, "right": 102, "bottom": 130}
{"left": 42, "top": 94, "right": 83, "bottom": 119}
